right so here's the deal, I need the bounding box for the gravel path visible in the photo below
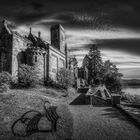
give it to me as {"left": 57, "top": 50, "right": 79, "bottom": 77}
{"left": 69, "top": 105, "right": 140, "bottom": 140}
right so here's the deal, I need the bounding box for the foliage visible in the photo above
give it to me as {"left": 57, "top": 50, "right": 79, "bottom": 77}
{"left": 46, "top": 68, "right": 75, "bottom": 90}
{"left": 0, "top": 83, "right": 10, "bottom": 93}
{"left": 0, "top": 71, "right": 12, "bottom": 86}
{"left": 57, "top": 68, "right": 75, "bottom": 89}
{"left": 101, "top": 60, "right": 123, "bottom": 94}
{"left": 122, "top": 94, "right": 140, "bottom": 104}
{"left": 69, "top": 56, "right": 78, "bottom": 69}
{"left": 82, "top": 45, "right": 123, "bottom": 94}
{"left": 46, "top": 78, "right": 67, "bottom": 89}
{"left": 18, "top": 64, "right": 40, "bottom": 88}
{"left": 83, "top": 45, "right": 103, "bottom": 84}
{"left": 0, "top": 72, "right": 12, "bottom": 92}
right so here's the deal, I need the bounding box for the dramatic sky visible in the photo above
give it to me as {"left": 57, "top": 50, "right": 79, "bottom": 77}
{"left": 0, "top": 0, "right": 140, "bottom": 79}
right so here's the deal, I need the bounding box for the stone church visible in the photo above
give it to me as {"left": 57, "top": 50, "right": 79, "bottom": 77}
{"left": 0, "top": 20, "right": 70, "bottom": 83}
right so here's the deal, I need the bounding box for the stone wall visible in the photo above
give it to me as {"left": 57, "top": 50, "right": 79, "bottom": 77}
{"left": 26, "top": 48, "right": 47, "bottom": 82}
{"left": 51, "top": 24, "right": 66, "bottom": 54}
{"left": 59, "top": 27, "right": 65, "bottom": 54}
{"left": 12, "top": 33, "right": 30, "bottom": 78}
{"left": 48, "top": 46, "right": 66, "bottom": 81}
{"left": 0, "top": 28, "right": 13, "bottom": 73}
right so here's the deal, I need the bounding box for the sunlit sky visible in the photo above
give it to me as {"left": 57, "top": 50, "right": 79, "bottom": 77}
{"left": 1, "top": 0, "right": 140, "bottom": 79}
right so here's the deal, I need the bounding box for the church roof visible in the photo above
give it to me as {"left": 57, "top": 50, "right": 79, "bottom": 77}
{"left": 0, "top": 20, "right": 32, "bottom": 44}
{"left": 4, "top": 24, "right": 12, "bottom": 35}
{"left": 28, "top": 32, "right": 38, "bottom": 43}
{"left": 0, "top": 20, "right": 12, "bottom": 35}
{"left": 27, "top": 29, "right": 49, "bottom": 50}
{"left": 14, "top": 31, "right": 32, "bottom": 43}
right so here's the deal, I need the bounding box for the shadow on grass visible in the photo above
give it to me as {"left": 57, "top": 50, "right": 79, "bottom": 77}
{"left": 101, "top": 106, "right": 140, "bottom": 131}
{"left": 70, "top": 92, "right": 138, "bottom": 123}
{"left": 69, "top": 93, "right": 111, "bottom": 106}
{"left": 101, "top": 107, "right": 128, "bottom": 121}
{"left": 70, "top": 87, "right": 89, "bottom": 105}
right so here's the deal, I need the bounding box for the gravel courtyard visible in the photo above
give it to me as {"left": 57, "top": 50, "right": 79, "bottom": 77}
{"left": 69, "top": 105, "right": 140, "bottom": 140}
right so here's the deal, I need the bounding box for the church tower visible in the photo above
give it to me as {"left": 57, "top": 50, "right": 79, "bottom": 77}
{"left": 51, "top": 24, "right": 66, "bottom": 54}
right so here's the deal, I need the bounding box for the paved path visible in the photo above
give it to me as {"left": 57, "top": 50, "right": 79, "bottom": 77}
{"left": 69, "top": 105, "right": 140, "bottom": 140}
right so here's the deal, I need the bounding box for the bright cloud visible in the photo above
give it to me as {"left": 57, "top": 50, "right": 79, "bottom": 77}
{"left": 101, "top": 50, "right": 140, "bottom": 68}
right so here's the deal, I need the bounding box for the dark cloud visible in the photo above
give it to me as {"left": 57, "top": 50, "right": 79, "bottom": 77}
{"left": 69, "top": 44, "right": 93, "bottom": 52}
{"left": 0, "top": 0, "right": 140, "bottom": 54}
{"left": 98, "top": 39, "right": 140, "bottom": 56}
{"left": 29, "top": 2, "right": 44, "bottom": 10}
{"left": 0, "top": 0, "right": 140, "bottom": 29}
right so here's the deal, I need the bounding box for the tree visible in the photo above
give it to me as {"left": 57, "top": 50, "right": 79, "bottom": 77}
{"left": 102, "top": 60, "right": 123, "bottom": 94}
{"left": 69, "top": 56, "right": 78, "bottom": 70}
{"left": 82, "top": 45, "right": 123, "bottom": 94}
{"left": 83, "top": 45, "right": 103, "bottom": 84}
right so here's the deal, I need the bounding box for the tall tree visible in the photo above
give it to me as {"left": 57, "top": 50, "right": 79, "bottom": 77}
{"left": 83, "top": 45, "right": 103, "bottom": 84}
{"left": 82, "top": 45, "right": 123, "bottom": 94}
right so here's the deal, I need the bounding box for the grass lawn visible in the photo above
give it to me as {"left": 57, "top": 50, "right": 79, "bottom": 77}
{"left": 0, "top": 86, "right": 75, "bottom": 140}
{"left": 70, "top": 105, "right": 140, "bottom": 140}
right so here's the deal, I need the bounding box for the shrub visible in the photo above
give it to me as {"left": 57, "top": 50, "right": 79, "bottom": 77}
{"left": 102, "top": 61, "right": 123, "bottom": 94}
{"left": 46, "top": 68, "right": 75, "bottom": 90}
{"left": 122, "top": 94, "right": 140, "bottom": 104}
{"left": 11, "top": 76, "right": 19, "bottom": 89}
{"left": 0, "top": 72, "right": 12, "bottom": 93}
{"left": 105, "top": 75, "right": 123, "bottom": 95}
{"left": 18, "top": 64, "right": 40, "bottom": 88}
{"left": 0, "top": 83, "right": 10, "bottom": 93}
{"left": 46, "top": 78, "right": 67, "bottom": 89}
{"left": 57, "top": 68, "right": 75, "bottom": 89}
{"left": 0, "top": 71, "right": 12, "bottom": 85}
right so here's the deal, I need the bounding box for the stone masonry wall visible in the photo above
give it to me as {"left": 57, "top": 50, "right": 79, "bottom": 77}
{"left": 26, "top": 49, "right": 47, "bottom": 82}
{"left": 48, "top": 46, "right": 66, "bottom": 81}
{"left": 0, "top": 28, "right": 13, "bottom": 73}
{"left": 12, "top": 34, "right": 30, "bottom": 78}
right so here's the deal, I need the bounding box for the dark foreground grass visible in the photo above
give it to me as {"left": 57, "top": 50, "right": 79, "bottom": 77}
{"left": 56, "top": 104, "right": 73, "bottom": 139}
{"left": 0, "top": 88, "right": 74, "bottom": 140}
